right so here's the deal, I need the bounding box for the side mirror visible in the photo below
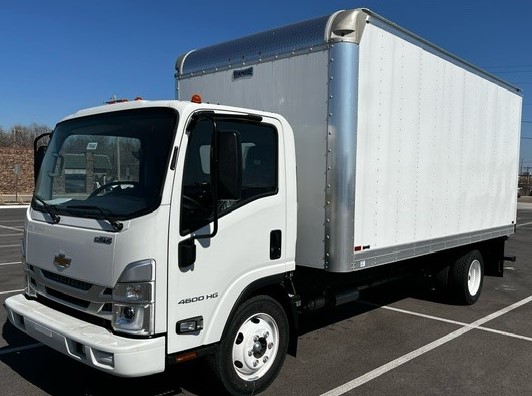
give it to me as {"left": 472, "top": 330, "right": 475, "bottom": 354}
{"left": 34, "top": 132, "right": 52, "bottom": 185}
{"left": 217, "top": 130, "right": 242, "bottom": 200}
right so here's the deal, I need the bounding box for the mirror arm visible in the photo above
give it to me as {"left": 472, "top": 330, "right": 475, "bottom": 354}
{"left": 178, "top": 117, "right": 219, "bottom": 268}
{"left": 34, "top": 132, "right": 52, "bottom": 152}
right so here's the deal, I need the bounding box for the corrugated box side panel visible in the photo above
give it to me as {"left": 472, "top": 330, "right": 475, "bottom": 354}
{"left": 178, "top": 51, "right": 330, "bottom": 268}
{"left": 354, "top": 22, "right": 521, "bottom": 256}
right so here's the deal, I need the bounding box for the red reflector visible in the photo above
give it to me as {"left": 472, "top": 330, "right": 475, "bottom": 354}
{"left": 191, "top": 94, "right": 202, "bottom": 103}
{"left": 175, "top": 351, "right": 198, "bottom": 363}
{"left": 354, "top": 246, "right": 362, "bottom": 252}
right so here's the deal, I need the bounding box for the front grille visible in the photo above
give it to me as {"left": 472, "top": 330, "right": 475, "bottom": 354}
{"left": 31, "top": 266, "right": 113, "bottom": 322}
{"left": 45, "top": 287, "right": 91, "bottom": 308}
{"left": 42, "top": 270, "right": 92, "bottom": 291}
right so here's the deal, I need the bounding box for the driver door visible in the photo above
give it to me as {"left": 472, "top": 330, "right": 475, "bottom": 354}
{"left": 167, "top": 112, "right": 289, "bottom": 354}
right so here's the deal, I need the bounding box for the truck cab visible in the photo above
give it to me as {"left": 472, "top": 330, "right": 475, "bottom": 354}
{"left": 5, "top": 98, "right": 297, "bottom": 389}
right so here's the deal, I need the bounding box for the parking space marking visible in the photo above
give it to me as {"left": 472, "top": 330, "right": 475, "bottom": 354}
{"left": 377, "top": 304, "right": 532, "bottom": 342}
{"left": 517, "top": 221, "right": 532, "bottom": 228}
{"left": 0, "top": 289, "right": 24, "bottom": 295}
{"left": 322, "top": 295, "right": 532, "bottom": 396}
{"left": 0, "top": 244, "right": 21, "bottom": 248}
{"left": 0, "top": 225, "right": 23, "bottom": 232}
{"left": 0, "top": 261, "right": 22, "bottom": 266}
{"left": 0, "top": 233, "right": 23, "bottom": 237}
{"left": 0, "top": 344, "right": 43, "bottom": 356}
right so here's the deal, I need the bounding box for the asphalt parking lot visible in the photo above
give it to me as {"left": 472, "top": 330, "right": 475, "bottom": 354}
{"left": 1, "top": 204, "right": 532, "bottom": 395}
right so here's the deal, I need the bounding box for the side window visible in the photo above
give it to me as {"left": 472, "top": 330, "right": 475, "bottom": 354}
{"left": 180, "top": 117, "right": 278, "bottom": 235}
{"left": 241, "top": 136, "right": 277, "bottom": 198}
{"left": 181, "top": 119, "right": 214, "bottom": 235}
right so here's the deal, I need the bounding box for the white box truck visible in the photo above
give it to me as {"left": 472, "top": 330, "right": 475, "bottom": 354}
{"left": 5, "top": 8, "right": 522, "bottom": 396}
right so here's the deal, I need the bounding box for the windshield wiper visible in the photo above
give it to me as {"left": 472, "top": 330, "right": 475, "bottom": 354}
{"left": 32, "top": 194, "right": 60, "bottom": 224}
{"left": 66, "top": 205, "right": 123, "bottom": 232}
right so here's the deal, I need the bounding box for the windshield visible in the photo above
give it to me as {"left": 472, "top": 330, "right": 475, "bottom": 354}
{"left": 33, "top": 107, "right": 178, "bottom": 221}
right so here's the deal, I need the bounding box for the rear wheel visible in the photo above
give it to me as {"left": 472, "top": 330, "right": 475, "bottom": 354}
{"left": 449, "top": 249, "right": 484, "bottom": 305}
{"left": 209, "top": 295, "right": 289, "bottom": 396}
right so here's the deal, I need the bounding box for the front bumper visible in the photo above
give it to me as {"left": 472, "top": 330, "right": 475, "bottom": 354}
{"left": 5, "top": 294, "right": 166, "bottom": 377}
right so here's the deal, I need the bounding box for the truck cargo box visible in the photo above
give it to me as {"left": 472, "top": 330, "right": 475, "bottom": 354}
{"left": 176, "top": 8, "right": 522, "bottom": 273}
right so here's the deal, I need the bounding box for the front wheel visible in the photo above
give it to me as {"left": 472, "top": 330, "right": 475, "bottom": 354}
{"left": 449, "top": 249, "right": 484, "bottom": 305}
{"left": 209, "top": 295, "right": 289, "bottom": 396}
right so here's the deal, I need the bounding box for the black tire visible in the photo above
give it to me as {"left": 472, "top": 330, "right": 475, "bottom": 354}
{"left": 209, "top": 295, "right": 289, "bottom": 396}
{"left": 449, "top": 250, "right": 484, "bottom": 305}
{"left": 434, "top": 265, "right": 450, "bottom": 290}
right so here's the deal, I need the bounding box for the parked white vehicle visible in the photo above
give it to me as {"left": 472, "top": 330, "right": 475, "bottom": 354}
{"left": 6, "top": 8, "right": 522, "bottom": 395}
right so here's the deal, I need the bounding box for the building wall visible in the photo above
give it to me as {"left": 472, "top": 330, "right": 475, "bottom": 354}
{"left": 0, "top": 147, "right": 34, "bottom": 195}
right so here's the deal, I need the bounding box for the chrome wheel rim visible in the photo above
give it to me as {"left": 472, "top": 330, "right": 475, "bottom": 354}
{"left": 231, "top": 313, "right": 279, "bottom": 381}
{"left": 468, "top": 259, "right": 482, "bottom": 296}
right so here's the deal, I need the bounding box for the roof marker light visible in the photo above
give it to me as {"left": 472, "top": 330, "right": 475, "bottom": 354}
{"left": 191, "top": 94, "right": 202, "bottom": 104}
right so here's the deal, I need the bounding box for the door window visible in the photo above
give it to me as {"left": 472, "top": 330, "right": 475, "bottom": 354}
{"left": 180, "top": 117, "right": 278, "bottom": 235}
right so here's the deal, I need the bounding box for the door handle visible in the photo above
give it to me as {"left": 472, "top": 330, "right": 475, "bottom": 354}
{"left": 270, "top": 230, "right": 282, "bottom": 260}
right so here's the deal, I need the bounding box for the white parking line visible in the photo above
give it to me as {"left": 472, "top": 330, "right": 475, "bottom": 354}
{"left": 0, "top": 288, "right": 24, "bottom": 295}
{"left": 517, "top": 221, "right": 532, "bottom": 228}
{"left": 0, "top": 233, "right": 23, "bottom": 237}
{"left": 0, "top": 225, "right": 23, "bottom": 232}
{"left": 0, "top": 261, "right": 22, "bottom": 266}
{"left": 322, "top": 295, "right": 532, "bottom": 396}
{"left": 379, "top": 304, "right": 532, "bottom": 342}
{"left": 0, "top": 244, "right": 20, "bottom": 248}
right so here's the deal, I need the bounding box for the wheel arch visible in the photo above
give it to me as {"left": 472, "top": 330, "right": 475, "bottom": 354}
{"left": 220, "top": 273, "right": 299, "bottom": 357}
{"left": 449, "top": 238, "right": 506, "bottom": 277}
{"left": 432, "top": 239, "right": 508, "bottom": 304}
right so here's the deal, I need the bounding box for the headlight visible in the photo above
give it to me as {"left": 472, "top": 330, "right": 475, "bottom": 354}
{"left": 112, "top": 259, "right": 155, "bottom": 336}
{"left": 114, "top": 303, "right": 153, "bottom": 332}
{"left": 114, "top": 283, "right": 152, "bottom": 302}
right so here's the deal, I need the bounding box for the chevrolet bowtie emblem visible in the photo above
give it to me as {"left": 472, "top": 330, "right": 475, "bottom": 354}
{"left": 54, "top": 252, "right": 72, "bottom": 269}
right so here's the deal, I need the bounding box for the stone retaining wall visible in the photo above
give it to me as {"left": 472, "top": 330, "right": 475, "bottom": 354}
{"left": 0, "top": 147, "right": 34, "bottom": 195}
